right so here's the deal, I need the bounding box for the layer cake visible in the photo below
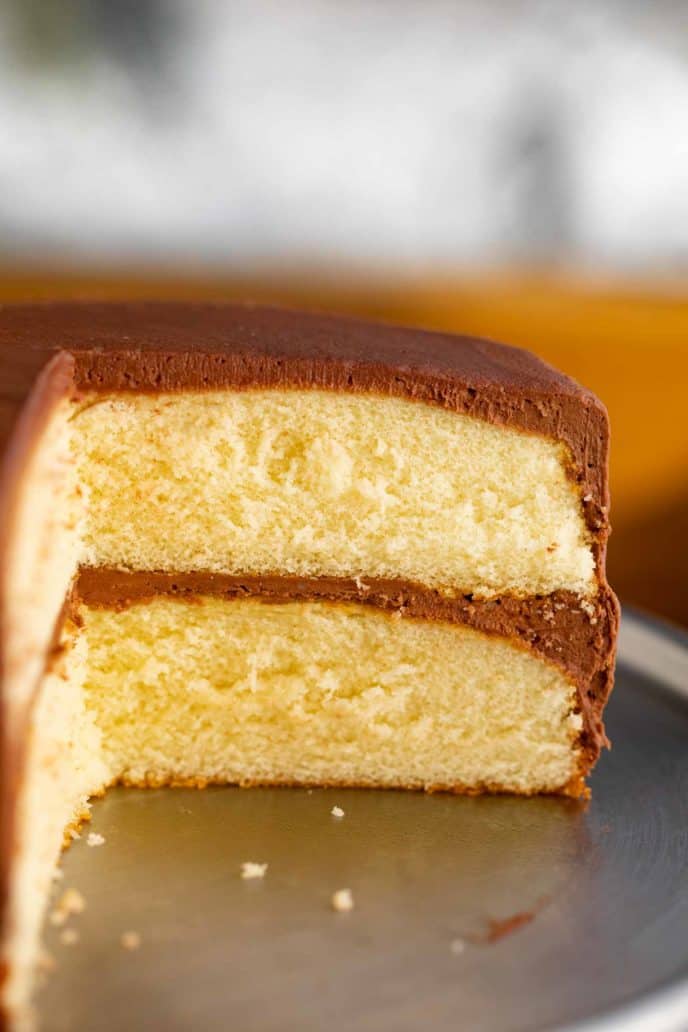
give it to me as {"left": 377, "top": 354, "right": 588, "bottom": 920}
{"left": 0, "top": 302, "right": 618, "bottom": 1026}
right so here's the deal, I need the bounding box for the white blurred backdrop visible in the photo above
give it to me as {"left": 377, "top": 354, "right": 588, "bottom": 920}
{"left": 0, "top": 0, "right": 687, "bottom": 272}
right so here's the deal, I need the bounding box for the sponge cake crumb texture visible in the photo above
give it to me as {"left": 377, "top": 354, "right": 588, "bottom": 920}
{"left": 74, "top": 391, "right": 595, "bottom": 599}
{"left": 84, "top": 596, "right": 584, "bottom": 796}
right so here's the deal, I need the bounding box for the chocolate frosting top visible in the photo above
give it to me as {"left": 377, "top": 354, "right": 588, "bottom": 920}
{"left": 0, "top": 299, "right": 598, "bottom": 393}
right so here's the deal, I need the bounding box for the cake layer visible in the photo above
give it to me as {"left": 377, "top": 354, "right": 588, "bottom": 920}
{"left": 2, "top": 394, "right": 80, "bottom": 720}
{"left": 81, "top": 596, "right": 585, "bottom": 796}
{"left": 0, "top": 360, "right": 82, "bottom": 983}
{"left": 0, "top": 302, "right": 611, "bottom": 544}
{"left": 3, "top": 624, "right": 106, "bottom": 1019}
{"left": 75, "top": 567, "right": 618, "bottom": 765}
{"left": 73, "top": 390, "right": 594, "bottom": 598}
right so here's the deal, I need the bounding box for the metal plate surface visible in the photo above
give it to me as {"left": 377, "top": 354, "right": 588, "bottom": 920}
{"left": 37, "top": 611, "right": 688, "bottom": 1031}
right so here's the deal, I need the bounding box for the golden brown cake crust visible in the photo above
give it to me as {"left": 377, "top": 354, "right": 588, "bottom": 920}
{"left": 114, "top": 767, "right": 594, "bottom": 796}
{"left": 114, "top": 769, "right": 590, "bottom": 800}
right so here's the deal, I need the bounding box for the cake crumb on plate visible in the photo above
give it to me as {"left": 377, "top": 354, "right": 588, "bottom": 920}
{"left": 331, "top": 888, "right": 354, "bottom": 912}
{"left": 50, "top": 888, "right": 85, "bottom": 925}
{"left": 58, "top": 889, "right": 85, "bottom": 915}
{"left": 120, "top": 931, "right": 141, "bottom": 951}
{"left": 331, "top": 805, "right": 345, "bottom": 818}
{"left": 37, "top": 951, "right": 56, "bottom": 973}
{"left": 241, "top": 861, "right": 267, "bottom": 880}
{"left": 87, "top": 832, "right": 105, "bottom": 847}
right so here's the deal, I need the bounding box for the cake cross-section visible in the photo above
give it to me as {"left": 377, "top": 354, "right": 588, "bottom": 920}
{"left": 0, "top": 302, "right": 618, "bottom": 1026}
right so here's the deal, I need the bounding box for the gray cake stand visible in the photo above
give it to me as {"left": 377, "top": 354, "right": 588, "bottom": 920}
{"left": 37, "top": 610, "right": 688, "bottom": 1032}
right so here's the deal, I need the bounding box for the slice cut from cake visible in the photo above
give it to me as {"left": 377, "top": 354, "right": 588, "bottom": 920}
{"left": 0, "top": 302, "right": 618, "bottom": 1026}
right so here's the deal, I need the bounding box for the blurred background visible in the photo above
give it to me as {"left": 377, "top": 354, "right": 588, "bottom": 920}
{"left": 0, "top": 0, "right": 686, "bottom": 624}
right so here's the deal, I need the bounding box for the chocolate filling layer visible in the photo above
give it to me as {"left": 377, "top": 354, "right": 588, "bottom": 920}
{"left": 74, "top": 568, "right": 619, "bottom": 771}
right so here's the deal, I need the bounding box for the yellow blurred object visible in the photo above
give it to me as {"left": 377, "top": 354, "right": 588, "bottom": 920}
{"left": 1, "top": 266, "right": 686, "bottom": 624}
